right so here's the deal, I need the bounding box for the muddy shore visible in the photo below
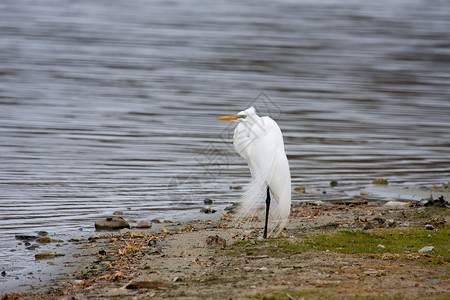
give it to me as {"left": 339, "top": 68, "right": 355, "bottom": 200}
{"left": 2, "top": 186, "right": 449, "bottom": 300}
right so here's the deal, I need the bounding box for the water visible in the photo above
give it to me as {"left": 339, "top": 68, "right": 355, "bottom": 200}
{"left": 1, "top": 0, "right": 449, "bottom": 291}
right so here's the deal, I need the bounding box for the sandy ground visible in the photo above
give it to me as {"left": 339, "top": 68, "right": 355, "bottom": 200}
{"left": 2, "top": 189, "right": 449, "bottom": 299}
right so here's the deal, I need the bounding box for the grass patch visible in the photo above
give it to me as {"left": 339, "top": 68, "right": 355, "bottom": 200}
{"left": 228, "top": 228, "right": 449, "bottom": 265}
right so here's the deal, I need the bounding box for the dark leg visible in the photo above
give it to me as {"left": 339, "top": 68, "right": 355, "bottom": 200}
{"left": 263, "top": 186, "right": 271, "bottom": 239}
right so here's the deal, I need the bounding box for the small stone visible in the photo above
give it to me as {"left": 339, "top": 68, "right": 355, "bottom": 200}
{"left": 294, "top": 186, "right": 306, "bottom": 193}
{"left": 95, "top": 216, "right": 130, "bottom": 231}
{"left": 37, "top": 231, "right": 49, "bottom": 237}
{"left": 151, "top": 219, "right": 162, "bottom": 223}
{"left": 128, "top": 219, "right": 137, "bottom": 223}
{"left": 1, "top": 271, "right": 6, "bottom": 277}
{"left": 425, "top": 224, "right": 434, "bottom": 230}
{"left": 372, "top": 178, "right": 389, "bottom": 184}
{"left": 259, "top": 267, "right": 268, "bottom": 271}
{"left": 384, "top": 201, "right": 408, "bottom": 207}
{"left": 149, "top": 240, "right": 168, "bottom": 248}
{"left": 119, "top": 228, "right": 130, "bottom": 235}
{"left": 89, "top": 234, "right": 101, "bottom": 240}
{"left": 377, "top": 244, "right": 385, "bottom": 249}
{"left": 15, "top": 235, "right": 37, "bottom": 241}
{"left": 200, "top": 206, "right": 216, "bottom": 214}
{"left": 69, "top": 238, "right": 80, "bottom": 242}
{"left": 113, "top": 211, "right": 124, "bottom": 216}
{"left": 205, "top": 235, "right": 226, "bottom": 249}
{"left": 26, "top": 244, "right": 40, "bottom": 250}
{"left": 204, "top": 198, "right": 213, "bottom": 205}
{"left": 36, "top": 236, "right": 52, "bottom": 243}
{"left": 137, "top": 221, "right": 152, "bottom": 229}
{"left": 329, "top": 180, "right": 339, "bottom": 187}
{"left": 35, "top": 251, "right": 56, "bottom": 260}
{"left": 418, "top": 246, "right": 434, "bottom": 253}
{"left": 173, "top": 277, "right": 183, "bottom": 282}
{"left": 386, "top": 219, "right": 396, "bottom": 228}
{"left": 99, "top": 249, "right": 107, "bottom": 255}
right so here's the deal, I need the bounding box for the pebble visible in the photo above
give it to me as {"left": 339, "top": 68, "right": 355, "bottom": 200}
{"left": 113, "top": 211, "right": 124, "bottom": 215}
{"left": 377, "top": 244, "right": 385, "bottom": 249}
{"left": 15, "top": 235, "right": 37, "bottom": 241}
{"left": 386, "top": 219, "right": 396, "bottom": 228}
{"left": 418, "top": 246, "right": 434, "bottom": 253}
{"left": 95, "top": 216, "right": 130, "bottom": 231}
{"left": 35, "top": 251, "right": 56, "bottom": 260}
{"left": 330, "top": 180, "right": 339, "bottom": 187}
{"left": 259, "top": 267, "right": 268, "bottom": 271}
{"left": 88, "top": 234, "right": 101, "bottom": 240}
{"left": 294, "top": 186, "right": 306, "bottom": 193}
{"left": 384, "top": 201, "right": 408, "bottom": 207}
{"left": 119, "top": 228, "right": 131, "bottom": 235}
{"left": 26, "top": 244, "right": 40, "bottom": 250}
{"left": 425, "top": 224, "right": 434, "bottom": 230}
{"left": 137, "top": 221, "right": 152, "bottom": 229}
{"left": 37, "top": 231, "right": 49, "bottom": 237}
{"left": 148, "top": 240, "right": 168, "bottom": 247}
{"left": 36, "top": 236, "right": 52, "bottom": 243}
{"left": 200, "top": 206, "right": 216, "bottom": 214}
{"left": 151, "top": 219, "right": 162, "bottom": 223}
{"left": 203, "top": 198, "right": 213, "bottom": 205}
{"left": 372, "top": 177, "right": 389, "bottom": 184}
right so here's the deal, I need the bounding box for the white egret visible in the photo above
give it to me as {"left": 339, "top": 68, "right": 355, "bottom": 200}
{"left": 218, "top": 107, "right": 291, "bottom": 238}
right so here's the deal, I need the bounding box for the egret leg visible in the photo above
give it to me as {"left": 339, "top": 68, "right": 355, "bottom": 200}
{"left": 263, "top": 187, "right": 271, "bottom": 239}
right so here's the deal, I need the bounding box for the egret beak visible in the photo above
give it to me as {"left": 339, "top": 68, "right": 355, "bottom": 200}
{"left": 217, "top": 115, "right": 239, "bottom": 120}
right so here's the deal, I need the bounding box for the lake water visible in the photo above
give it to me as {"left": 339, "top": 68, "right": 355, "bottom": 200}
{"left": 1, "top": 0, "right": 449, "bottom": 291}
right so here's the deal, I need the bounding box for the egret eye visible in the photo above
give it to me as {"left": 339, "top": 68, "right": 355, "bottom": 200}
{"left": 237, "top": 115, "right": 247, "bottom": 119}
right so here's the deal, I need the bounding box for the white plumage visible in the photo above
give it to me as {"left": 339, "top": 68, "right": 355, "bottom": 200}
{"left": 218, "top": 106, "right": 291, "bottom": 237}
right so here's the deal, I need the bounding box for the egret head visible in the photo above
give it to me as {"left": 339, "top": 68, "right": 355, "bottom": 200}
{"left": 217, "top": 106, "right": 256, "bottom": 122}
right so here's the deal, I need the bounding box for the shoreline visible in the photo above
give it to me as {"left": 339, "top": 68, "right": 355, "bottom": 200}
{"left": 2, "top": 185, "right": 449, "bottom": 299}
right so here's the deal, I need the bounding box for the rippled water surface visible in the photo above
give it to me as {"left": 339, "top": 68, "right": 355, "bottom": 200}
{"left": 1, "top": 0, "right": 449, "bottom": 289}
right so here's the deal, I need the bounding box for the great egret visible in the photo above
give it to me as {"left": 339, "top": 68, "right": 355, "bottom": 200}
{"left": 218, "top": 107, "right": 291, "bottom": 238}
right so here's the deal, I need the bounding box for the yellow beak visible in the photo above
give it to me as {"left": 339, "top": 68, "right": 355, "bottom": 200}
{"left": 217, "top": 115, "right": 239, "bottom": 120}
